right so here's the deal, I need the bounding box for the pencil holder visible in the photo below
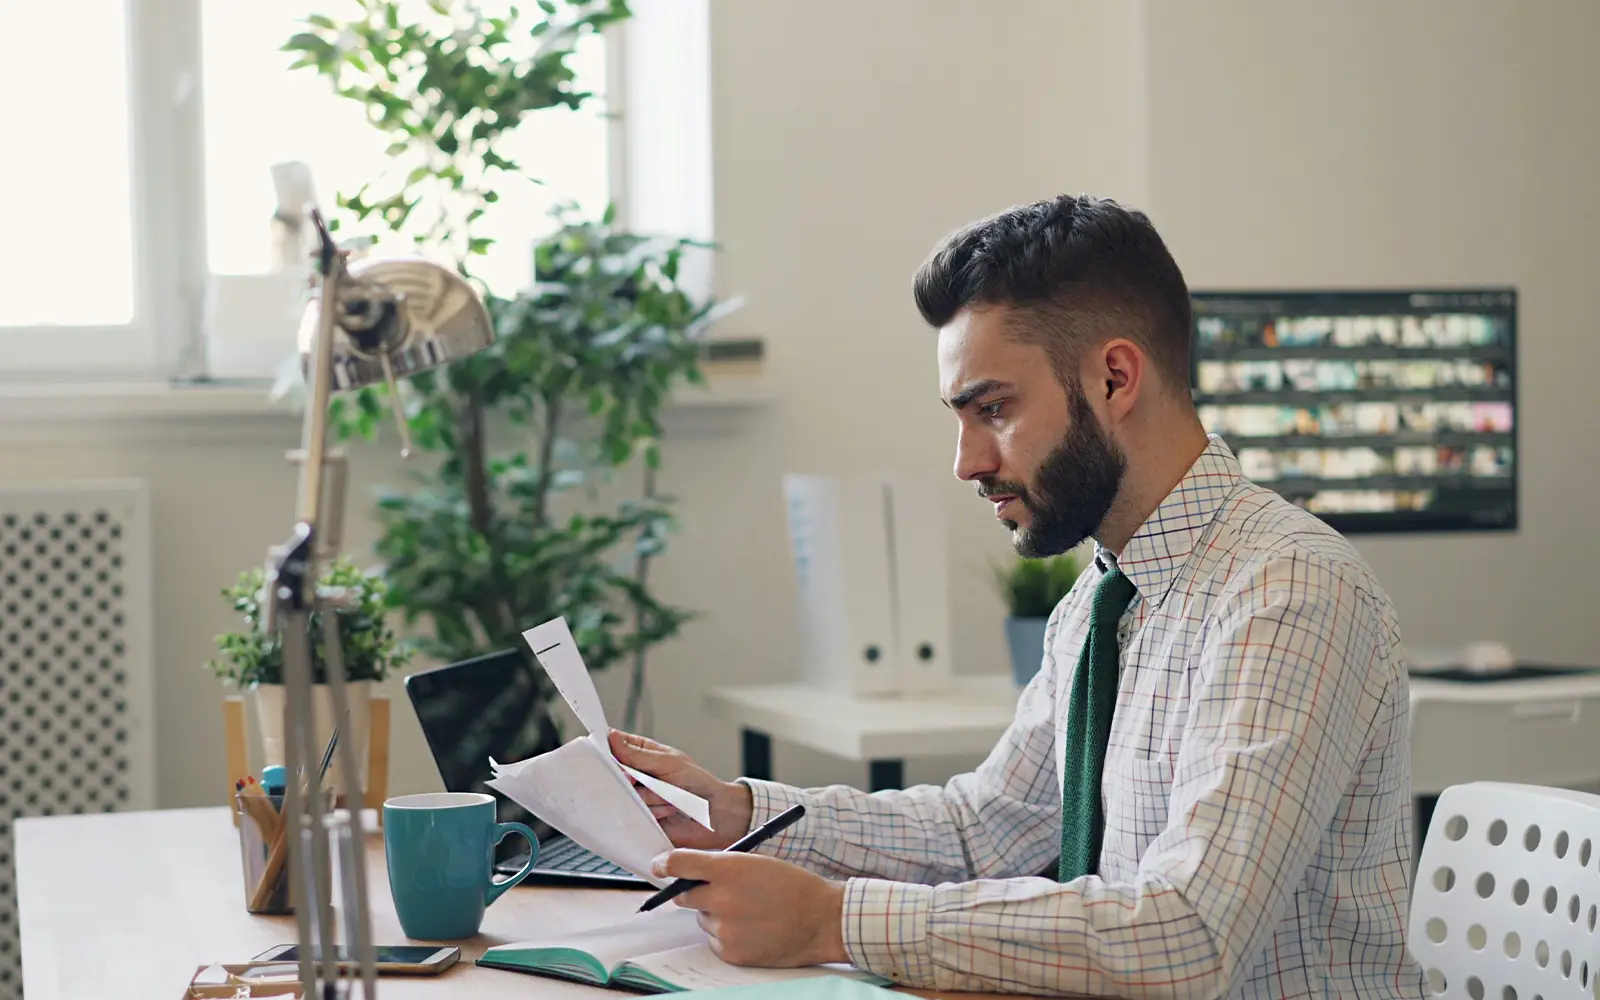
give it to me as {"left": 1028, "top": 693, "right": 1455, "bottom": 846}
{"left": 236, "top": 790, "right": 292, "bottom": 914}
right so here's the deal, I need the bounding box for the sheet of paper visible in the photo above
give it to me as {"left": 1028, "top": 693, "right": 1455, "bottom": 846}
{"left": 486, "top": 737, "right": 674, "bottom": 886}
{"left": 523, "top": 617, "right": 611, "bottom": 739}
{"left": 519, "top": 617, "right": 711, "bottom": 825}
{"left": 492, "top": 616, "right": 713, "bottom": 877}
{"left": 622, "top": 763, "right": 712, "bottom": 829}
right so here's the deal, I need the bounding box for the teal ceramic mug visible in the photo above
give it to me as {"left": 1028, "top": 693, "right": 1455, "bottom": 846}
{"left": 384, "top": 792, "right": 538, "bottom": 940}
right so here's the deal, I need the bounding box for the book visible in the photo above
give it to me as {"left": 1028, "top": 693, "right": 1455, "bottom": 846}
{"left": 477, "top": 907, "right": 891, "bottom": 994}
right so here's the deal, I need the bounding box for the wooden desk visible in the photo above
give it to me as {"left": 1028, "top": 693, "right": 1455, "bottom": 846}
{"left": 17, "top": 806, "right": 1036, "bottom": 999}
{"left": 704, "top": 676, "right": 1019, "bottom": 792}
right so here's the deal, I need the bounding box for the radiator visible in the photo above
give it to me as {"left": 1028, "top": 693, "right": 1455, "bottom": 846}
{"left": 0, "top": 481, "right": 154, "bottom": 996}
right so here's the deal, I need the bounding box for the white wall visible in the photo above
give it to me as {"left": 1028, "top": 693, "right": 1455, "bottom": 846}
{"left": 7, "top": 0, "right": 1595, "bottom": 808}
{"left": 1140, "top": 0, "right": 1600, "bottom": 661}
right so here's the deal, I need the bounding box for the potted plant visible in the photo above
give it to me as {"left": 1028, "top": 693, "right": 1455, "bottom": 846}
{"left": 992, "top": 552, "right": 1084, "bottom": 687}
{"left": 207, "top": 556, "right": 411, "bottom": 797}
{"left": 279, "top": 0, "right": 729, "bottom": 754}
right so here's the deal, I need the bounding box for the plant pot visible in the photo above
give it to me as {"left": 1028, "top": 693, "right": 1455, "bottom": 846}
{"left": 1005, "top": 617, "right": 1050, "bottom": 688}
{"left": 248, "top": 680, "right": 372, "bottom": 801}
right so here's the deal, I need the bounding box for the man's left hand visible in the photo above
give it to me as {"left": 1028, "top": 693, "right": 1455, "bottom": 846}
{"left": 652, "top": 850, "right": 848, "bottom": 968}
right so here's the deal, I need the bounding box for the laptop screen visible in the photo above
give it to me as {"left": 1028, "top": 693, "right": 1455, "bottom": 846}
{"left": 403, "top": 648, "right": 553, "bottom": 838}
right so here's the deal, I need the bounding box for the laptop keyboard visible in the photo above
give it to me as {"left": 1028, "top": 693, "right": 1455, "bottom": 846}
{"left": 497, "top": 834, "right": 638, "bottom": 880}
{"left": 536, "top": 835, "right": 636, "bottom": 877}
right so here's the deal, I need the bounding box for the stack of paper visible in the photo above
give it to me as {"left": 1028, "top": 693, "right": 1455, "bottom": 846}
{"left": 485, "top": 617, "right": 711, "bottom": 886}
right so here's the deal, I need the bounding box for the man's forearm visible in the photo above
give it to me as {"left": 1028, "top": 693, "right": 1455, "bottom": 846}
{"left": 739, "top": 778, "right": 959, "bottom": 882}
{"left": 839, "top": 874, "right": 1231, "bottom": 999}
{"left": 740, "top": 775, "right": 1056, "bottom": 885}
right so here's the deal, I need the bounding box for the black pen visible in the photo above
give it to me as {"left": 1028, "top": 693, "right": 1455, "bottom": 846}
{"left": 637, "top": 804, "right": 807, "bottom": 912}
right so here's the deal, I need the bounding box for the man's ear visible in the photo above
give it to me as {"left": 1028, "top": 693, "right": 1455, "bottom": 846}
{"left": 1099, "top": 339, "right": 1146, "bottom": 420}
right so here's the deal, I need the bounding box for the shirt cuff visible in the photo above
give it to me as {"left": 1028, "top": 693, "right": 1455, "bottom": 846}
{"left": 734, "top": 778, "right": 812, "bottom": 864}
{"left": 841, "top": 877, "right": 935, "bottom": 987}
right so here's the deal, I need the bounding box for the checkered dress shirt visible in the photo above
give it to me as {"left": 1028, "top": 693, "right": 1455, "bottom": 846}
{"left": 743, "top": 436, "right": 1429, "bottom": 999}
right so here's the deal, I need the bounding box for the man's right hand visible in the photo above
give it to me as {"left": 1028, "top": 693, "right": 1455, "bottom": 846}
{"left": 609, "top": 729, "right": 754, "bottom": 851}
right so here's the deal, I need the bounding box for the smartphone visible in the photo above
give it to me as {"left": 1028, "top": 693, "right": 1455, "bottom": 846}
{"left": 249, "top": 944, "right": 460, "bottom": 976}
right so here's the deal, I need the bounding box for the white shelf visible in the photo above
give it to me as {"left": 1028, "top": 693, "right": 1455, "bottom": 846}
{"left": 0, "top": 381, "right": 282, "bottom": 423}
{"left": 0, "top": 375, "right": 772, "bottom": 430}
{"left": 673, "top": 375, "right": 773, "bottom": 407}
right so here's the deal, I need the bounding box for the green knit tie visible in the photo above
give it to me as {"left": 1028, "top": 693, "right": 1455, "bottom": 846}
{"left": 1058, "top": 566, "right": 1138, "bottom": 882}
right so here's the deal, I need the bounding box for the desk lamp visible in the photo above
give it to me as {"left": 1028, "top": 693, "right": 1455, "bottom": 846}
{"left": 265, "top": 209, "right": 493, "bottom": 998}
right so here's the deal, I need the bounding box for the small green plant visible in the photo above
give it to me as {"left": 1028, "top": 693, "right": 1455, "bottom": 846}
{"left": 206, "top": 556, "right": 412, "bottom": 688}
{"left": 992, "top": 552, "right": 1084, "bottom": 619}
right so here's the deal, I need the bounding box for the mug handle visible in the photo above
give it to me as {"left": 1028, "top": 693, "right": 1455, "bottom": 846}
{"left": 485, "top": 822, "right": 540, "bottom": 907}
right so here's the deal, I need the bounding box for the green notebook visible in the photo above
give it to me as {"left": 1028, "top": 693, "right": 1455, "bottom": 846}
{"left": 477, "top": 908, "right": 892, "bottom": 994}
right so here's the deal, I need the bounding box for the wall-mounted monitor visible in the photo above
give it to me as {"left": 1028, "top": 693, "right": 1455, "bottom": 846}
{"left": 1190, "top": 288, "right": 1517, "bottom": 534}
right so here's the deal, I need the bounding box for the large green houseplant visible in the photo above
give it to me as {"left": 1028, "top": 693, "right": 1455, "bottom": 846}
{"left": 282, "top": 0, "right": 726, "bottom": 746}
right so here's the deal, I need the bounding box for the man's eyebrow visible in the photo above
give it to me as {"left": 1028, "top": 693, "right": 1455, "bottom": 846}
{"left": 944, "top": 379, "right": 1011, "bottom": 410}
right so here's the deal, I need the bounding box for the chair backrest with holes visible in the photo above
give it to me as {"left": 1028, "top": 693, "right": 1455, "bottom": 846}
{"left": 1410, "top": 781, "right": 1600, "bottom": 1000}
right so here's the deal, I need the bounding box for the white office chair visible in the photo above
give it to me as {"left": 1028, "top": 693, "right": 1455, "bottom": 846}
{"left": 1410, "top": 782, "right": 1600, "bottom": 999}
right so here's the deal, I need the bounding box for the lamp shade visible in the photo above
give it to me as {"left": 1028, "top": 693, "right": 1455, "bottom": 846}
{"left": 297, "top": 256, "right": 495, "bottom": 391}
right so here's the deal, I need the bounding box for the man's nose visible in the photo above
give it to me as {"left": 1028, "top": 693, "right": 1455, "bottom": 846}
{"left": 953, "top": 424, "right": 999, "bottom": 483}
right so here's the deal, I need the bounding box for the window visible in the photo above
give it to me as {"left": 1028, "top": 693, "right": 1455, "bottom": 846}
{"left": 1, "top": 4, "right": 136, "bottom": 327}
{"left": 0, "top": 0, "right": 173, "bottom": 375}
{"left": 0, "top": 1, "right": 614, "bottom": 379}
{"left": 201, "top": 2, "right": 611, "bottom": 298}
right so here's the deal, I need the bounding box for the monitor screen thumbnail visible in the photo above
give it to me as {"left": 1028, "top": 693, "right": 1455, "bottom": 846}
{"left": 1191, "top": 288, "right": 1517, "bottom": 533}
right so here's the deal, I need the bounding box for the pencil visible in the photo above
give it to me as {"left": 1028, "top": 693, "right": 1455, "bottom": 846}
{"left": 238, "top": 795, "right": 278, "bottom": 838}
{"left": 235, "top": 778, "right": 279, "bottom": 839}
{"left": 248, "top": 725, "right": 340, "bottom": 911}
{"left": 637, "top": 804, "right": 806, "bottom": 913}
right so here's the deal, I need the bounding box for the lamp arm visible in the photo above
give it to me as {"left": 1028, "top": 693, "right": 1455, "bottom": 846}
{"left": 267, "top": 205, "right": 380, "bottom": 998}
{"left": 263, "top": 206, "right": 494, "bottom": 999}
{"left": 295, "top": 209, "right": 343, "bottom": 531}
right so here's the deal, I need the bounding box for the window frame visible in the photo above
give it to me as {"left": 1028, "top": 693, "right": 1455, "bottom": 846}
{"left": 1, "top": 0, "right": 707, "bottom": 383}
{"left": 0, "top": 0, "right": 200, "bottom": 380}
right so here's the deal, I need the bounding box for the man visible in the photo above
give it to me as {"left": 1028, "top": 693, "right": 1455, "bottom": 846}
{"left": 612, "top": 195, "right": 1428, "bottom": 999}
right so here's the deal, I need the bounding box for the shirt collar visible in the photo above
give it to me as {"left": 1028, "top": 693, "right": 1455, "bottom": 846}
{"left": 1094, "top": 434, "right": 1242, "bottom": 607}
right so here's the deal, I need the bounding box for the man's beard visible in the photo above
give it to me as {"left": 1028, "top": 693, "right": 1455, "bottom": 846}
{"left": 981, "top": 382, "right": 1126, "bottom": 558}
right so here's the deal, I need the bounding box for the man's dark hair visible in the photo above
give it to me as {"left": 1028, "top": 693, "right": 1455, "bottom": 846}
{"left": 913, "top": 194, "right": 1193, "bottom": 393}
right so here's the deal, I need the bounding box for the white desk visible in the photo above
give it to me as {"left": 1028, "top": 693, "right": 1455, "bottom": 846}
{"left": 1407, "top": 667, "right": 1600, "bottom": 856}
{"left": 16, "top": 806, "right": 640, "bottom": 999}
{"left": 705, "top": 675, "right": 1020, "bottom": 791}
{"left": 14, "top": 806, "right": 1042, "bottom": 999}
{"left": 709, "top": 667, "right": 1600, "bottom": 816}
{"left": 1408, "top": 669, "right": 1600, "bottom": 795}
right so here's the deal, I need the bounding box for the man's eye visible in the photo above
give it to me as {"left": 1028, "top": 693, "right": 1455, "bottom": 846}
{"left": 977, "top": 401, "right": 1004, "bottom": 418}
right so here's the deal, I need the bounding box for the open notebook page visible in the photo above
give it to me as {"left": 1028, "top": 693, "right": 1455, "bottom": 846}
{"left": 483, "top": 907, "right": 704, "bottom": 975}
{"left": 618, "top": 943, "right": 891, "bottom": 993}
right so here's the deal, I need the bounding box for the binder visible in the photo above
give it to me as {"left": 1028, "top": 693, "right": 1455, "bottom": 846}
{"left": 886, "top": 475, "right": 954, "bottom": 693}
{"left": 782, "top": 472, "right": 957, "bottom": 696}
{"left": 782, "top": 474, "right": 900, "bottom": 696}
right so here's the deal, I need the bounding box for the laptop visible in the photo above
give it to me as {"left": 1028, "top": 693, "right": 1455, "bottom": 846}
{"left": 403, "top": 649, "right": 650, "bottom": 889}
